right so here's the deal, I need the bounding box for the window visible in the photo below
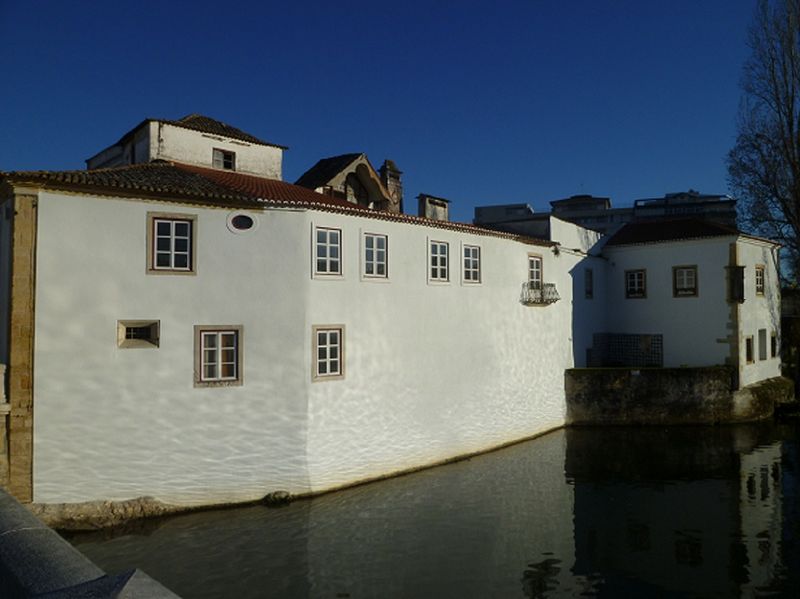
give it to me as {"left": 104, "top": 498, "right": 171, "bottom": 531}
{"left": 755, "top": 265, "right": 765, "bottom": 295}
{"left": 363, "top": 233, "right": 387, "bottom": 278}
{"left": 585, "top": 268, "right": 594, "bottom": 299}
{"left": 429, "top": 240, "right": 449, "bottom": 281}
{"left": 147, "top": 213, "right": 196, "bottom": 274}
{"left": 758, "top": 328, "right": 768, "bottom": 361}
{"left": 315, "top": 227, "right": 342, "bottom": 276}
{"left": 673, "top": 265, "right": 698, "bottom": 297}
{"left": 227, "top": 212, "right": 257, "bottom": 233}
{"left": 528, "top": 255, "right": 543, "bottom": 289}
{"left": 117, "top": 320, "right": 159, "bottom": 348}
{"left": 194, "top": 325, "right": 243, "bottom": 387}
{"left": 463, "top": 245, "right": 481, "bottom": 283}
{"left": 313, "top": 325, "right": 344, "bottom": 381}
{"left": 212, "top": 148, "right": 236, "bottom": 170}
{"left": 728, "top": 265, "right": 745, "bottom": 303}
{"left": 625, "top": 269, "right": 646, "bottom": 298}
{"left": 745, "top": 336, "right": 754, "bottom": 364}
{"left": 771, "top": 331, "right": 778, "bottom": 358}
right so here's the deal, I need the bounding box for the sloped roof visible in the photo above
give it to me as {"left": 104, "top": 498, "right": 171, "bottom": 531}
{"left": 162, "top": 114, "right": 287, "bottom": 149}
{"left": 105, "top": 114, "right": 287, "bottom": 151}
{"left": 605, "top": 218, "right": 746, "bottom": 246}
{"left": 1, "top": 163, "right": 554, "bottom": 247}
{"left": 295, "top": 153, "right": 362, "bottom": 189}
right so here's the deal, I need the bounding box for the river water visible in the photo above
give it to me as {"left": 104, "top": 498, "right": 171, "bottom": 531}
{"left": 67, "top": 421, "right": 800, "bottom": 598}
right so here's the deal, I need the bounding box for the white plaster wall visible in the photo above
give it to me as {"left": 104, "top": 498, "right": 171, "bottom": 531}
{"left": 603, "top": 238, "right": 734, "bottom": 367}
{"left": 32, "top": 192, "right": 311, "bottom": 504}
{"left": 155, "top": 123, "right": 283, "bottom": 179}
{"left": 737, "top": 239, "right": 781, "bottom": 386}
{"left": 32, "top": 192, "right": 577, "bottom": 505}
{"left": 549, "top": 217, "right": 607, "bottom": 367}
{"left": 302, "top": 213, "right": 575, "bottom": 491}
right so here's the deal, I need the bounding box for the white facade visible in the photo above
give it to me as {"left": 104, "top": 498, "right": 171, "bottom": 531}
{"left": 86, "top": 120, "right": 284, "bottom": 179}
{"left": 599, "top": 235, "right": 781, "bottom": 380}
{"left": 29, "top": 190, "right": 583, "bottom": 505}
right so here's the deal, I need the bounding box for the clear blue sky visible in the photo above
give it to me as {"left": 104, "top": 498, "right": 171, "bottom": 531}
{"left": 0, "top": 0, "right": 756, "bottom": 223}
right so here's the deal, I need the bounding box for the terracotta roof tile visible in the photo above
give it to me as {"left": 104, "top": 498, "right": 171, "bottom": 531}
{"left": 1, "top": 162, "right": 554, "bottom": 247}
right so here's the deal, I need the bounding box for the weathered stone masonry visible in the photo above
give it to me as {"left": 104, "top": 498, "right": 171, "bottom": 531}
{"left": 6, "top": 191, "right": 37, "bottom": 502}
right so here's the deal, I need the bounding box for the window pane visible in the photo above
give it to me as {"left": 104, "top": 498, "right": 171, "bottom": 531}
{"left": 174, "top": 255, "right": 188, "bottom": 269}
{"left": 175, "top": 238, "right": 188, "bottom": 252}
{"left": 329, "top": 231, "right": 339, "bottom": 244}
{"left": 376, "top": 237, "right": 385, "bottom": 249}
{"left": 156, "top": 222, "right": 170, "bottom": 235}
{"left": 377, "top": 264, "right": 385, "bottom": 276}
{"left": 318, "top": 362, "right": 327, "bottom": 375}
{"left": 156, "top": 253, "right": 170, "bottom": 267}
{"left": 174, "top": 222, "right": 189, "bottom": 236}
{"left": 157, "top": 238, "right": 171, "bottom": 251}
{"left": 365, "top": 236, "right": 374, "bottom": 250}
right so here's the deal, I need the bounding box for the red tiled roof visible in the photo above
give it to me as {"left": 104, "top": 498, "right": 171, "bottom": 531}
{"left": 1, "top": 162, "right": 554, "bottom": 247}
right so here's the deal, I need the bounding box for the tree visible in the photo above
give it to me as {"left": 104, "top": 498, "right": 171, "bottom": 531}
{"left": 728, "top": 0, "right": 800, "bottom": 281}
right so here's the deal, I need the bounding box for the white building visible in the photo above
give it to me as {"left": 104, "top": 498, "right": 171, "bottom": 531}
{"left": 0, "top": 115, "right": 784, "bottom": 512}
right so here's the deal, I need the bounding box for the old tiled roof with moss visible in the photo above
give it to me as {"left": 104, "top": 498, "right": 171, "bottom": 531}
{"left": 605, "top": 218, "right": 775, "bottom": 246}
{"left": 1, "top": 162, "right": 554, "bottom": 247}
{"left": 295, "top": 153, "right": 363, "bottom": 189}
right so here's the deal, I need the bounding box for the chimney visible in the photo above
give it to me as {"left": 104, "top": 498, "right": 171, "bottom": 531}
{"left": 418, "top": 193, "right": 450, "bottom": 222}
{"left": 379, "top": 159, "right": 403, "bottom": 214}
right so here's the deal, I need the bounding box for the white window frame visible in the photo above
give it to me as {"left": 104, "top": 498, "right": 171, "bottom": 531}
{"left": 194, "top": 325, "right": 243, "bottom": 387}
{"left": 462, "top": 244, "right": 481, "bottom": 284}
{"left": 212, "top": 148, "right": 236, "bottom": 170}
{"left": 755, "top": 265, "right": 765, "bottom": 295}
{"left": 673, "top": 265, "right": 698, "bottom": 297}
{"left": 313, "top": 325, "right": 345, "bottom": 381}
{"left": 528, "top": 254, "right": 543, "bottom": 289}
{"left": 625, "top": 269, "right": 646, "bottom": 299}
{"left": 362, "top": 232, "right": 388, "bottom": 279}
{"left": 314, "top": 226, "right": 343, "bottom": 277}
{"left": 429, "top": 240, "right": 449, "bottom": 282}
{"left": 147, "top": 212, "right": 197, "bottom": 275}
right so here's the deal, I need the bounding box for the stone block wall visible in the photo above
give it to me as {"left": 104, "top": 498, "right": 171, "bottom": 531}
{"left": 565, "top": 367, "right": 790, "bottom": 425}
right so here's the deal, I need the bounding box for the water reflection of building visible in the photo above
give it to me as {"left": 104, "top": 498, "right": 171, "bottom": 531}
{"left": 565, "top": 427, "right": 785, "bottom": 596}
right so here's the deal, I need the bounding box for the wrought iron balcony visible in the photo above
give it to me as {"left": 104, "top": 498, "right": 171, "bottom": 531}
{"left": 520, "top": 282, "right": 560, "bottom": 306}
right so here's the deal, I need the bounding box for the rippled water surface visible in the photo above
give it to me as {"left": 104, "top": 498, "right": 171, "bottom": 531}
{"left": 67, "top": 421, "right": 800, "bottom": 598}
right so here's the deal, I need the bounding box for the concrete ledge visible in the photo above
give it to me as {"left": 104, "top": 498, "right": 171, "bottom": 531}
{"left": 0, "top": 489, "right": 178, "bottom": 597}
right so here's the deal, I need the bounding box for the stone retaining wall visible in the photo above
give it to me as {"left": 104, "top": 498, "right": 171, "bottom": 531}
{"left": 566, "top": 367, "right": 794, "bottom": 425}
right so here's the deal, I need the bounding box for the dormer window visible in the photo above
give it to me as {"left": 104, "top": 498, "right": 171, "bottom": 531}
{"left": 213, "top": 148, "right": 236, "bottom": 170}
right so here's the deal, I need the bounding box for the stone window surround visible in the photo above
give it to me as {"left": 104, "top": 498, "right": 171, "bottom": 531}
{"left": 625, "top": 269, "right": 647, "bottom": 299}
{"left": 755, "top": 264, "right": 765, "bottom": 295}
{"left": 672, "top": 265, "right": 698, "bottom": 298}
{"left": 193, "top": 325, "right": 244, "bottom": 388}
{"left": 117, "top": 320, "right": 160, "bottom": 349}
{"left": 146, "top": 211, "right": 197, "bottom": 276}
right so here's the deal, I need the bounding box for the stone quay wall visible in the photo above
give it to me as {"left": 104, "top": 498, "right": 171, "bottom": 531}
{"left": 565, "top": 367, "right": 794, "bottom": 425}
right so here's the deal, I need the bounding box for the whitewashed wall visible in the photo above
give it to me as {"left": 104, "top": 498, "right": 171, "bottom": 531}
{"left": 549, "top": 217, "right": 607, "bottom": 368}
{"left": 302, "top": 213, "right": 575, "bottom": 492}
{"left": 603, "top": 237, "right": 734, "bottom": 367}
{"left": 737, "top": 239, "right": 781, "bottom": 386}
{"left": 33, "top": 192, "right": 310, "bottom": 504}
{"left": 155, "top": 123, "right": 283, "bottom": 179}
{"left": 32, "top": 192, "right": 576, "bottom": 505}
